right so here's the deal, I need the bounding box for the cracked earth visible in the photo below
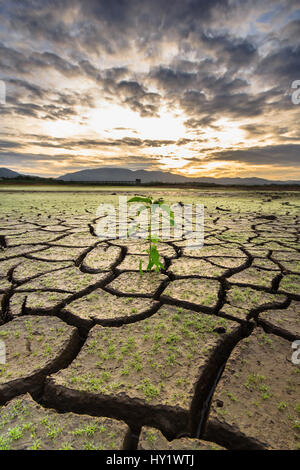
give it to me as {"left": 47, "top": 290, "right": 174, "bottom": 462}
{"left": 0, "top": 189, "right": 299, "bottom": 450}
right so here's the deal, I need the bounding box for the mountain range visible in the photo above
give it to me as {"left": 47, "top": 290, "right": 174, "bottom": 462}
{"left": 0, "top": 168, "right": 20, "bottom": 178}
{"left": 1, "top": 167, "right": 300, "bottom": 186}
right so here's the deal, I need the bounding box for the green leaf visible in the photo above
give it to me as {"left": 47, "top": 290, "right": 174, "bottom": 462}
{"left": 150, "top": 245, "right": 161, "bottom": 271}
{"left": 146, "top": 259, "right": 154, "bottom": 270}
{"left": 153, "top": 198, "right": 164, "bottom": 205}
{"left": 128, "top": 196, "right": 152, "bottom": 204}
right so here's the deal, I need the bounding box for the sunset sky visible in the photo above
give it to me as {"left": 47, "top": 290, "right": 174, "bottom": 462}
{"left": 0, "top": 0, "right": 300, "bottom": 179}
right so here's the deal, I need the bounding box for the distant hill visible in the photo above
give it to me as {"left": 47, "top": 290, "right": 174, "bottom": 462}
{"left": 57, "top": 168, "right": 188, "bottom": 183}
{"left": 57, "top": 167, "right": 300, "bottom": 186}
{"left": 1, "top": 166, "right": 300, "bottom": 185}
{"left": 0, "top": 168, "right": 20, "bottom": 178}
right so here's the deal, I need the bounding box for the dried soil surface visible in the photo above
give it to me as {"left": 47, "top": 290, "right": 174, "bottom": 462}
{"left": 0, "top": 189, "right": 299, "bottom": 450}
{"left": 0, "top": 394, "right": 129, "bottom": 450}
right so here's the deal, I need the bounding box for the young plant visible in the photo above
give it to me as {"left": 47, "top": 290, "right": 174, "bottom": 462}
{"left": 127, "top": 196, "right": 175, "bottom": 274}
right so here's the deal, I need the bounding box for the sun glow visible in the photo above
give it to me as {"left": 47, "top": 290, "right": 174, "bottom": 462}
{"left": 88, "top": 102, "right": 186, "bottom": 141}
{"left": 42, "top": 118, "right": 85, "bottom": 139}
{"left": 40, "top": 99, "right": 253, "bottom": 178}
{"left": 194, "top": 118, "right": 246, "bottom": 149}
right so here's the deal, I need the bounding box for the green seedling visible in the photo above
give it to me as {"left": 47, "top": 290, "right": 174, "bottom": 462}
{"left": 127, "top": 196, "right": 175, "bottom": 274}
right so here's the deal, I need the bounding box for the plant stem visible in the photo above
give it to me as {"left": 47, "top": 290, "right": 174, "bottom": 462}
{"left": 149, "top": 205, "right": 152, "bottom": 257}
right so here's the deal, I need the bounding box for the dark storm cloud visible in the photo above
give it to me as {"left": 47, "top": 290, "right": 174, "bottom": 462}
{"left": 4, "top": 1, "right": 74, "bottom": 46}
{"left": 255, "top": 45, "right": 300, "bottom": 86}
{"left": 0, "top": 140, "right": 23, "bottom": 150}
{"left": 0, "top": 44, "right": 81, "bottom": 77}
{"left": 240, "top": 124, "right": 290, "bottom": 138}
{"left": 209, "top": 144, "right": 300, "bottom": 165}
{"left": 32, "top": 52, "right": 81, "bottom": 77}
{"left": 2, "top": 99, "right": 78, "bottom": 121}
{"left": 26, "top": 136, "right": 176, "bottom": 150}
{"left": 150, "top": 67, "right": 198, "bottom": 93}
{"left": 0, "top": 149, "right": 162, "bottom": 172}
{"left": 196, "top": 32, "right": 258, "bottom": 70}
{"left": 1, "top": 77, "right": 98, "bottom": 121}
{"left": 0, "top": 42, "right": 29, "bottom": 73}
{"left": 116, "top": 80, "right": 162, "bottom": 117}
{"left": 0, "top": 42, "right": 159, "bottom": 118}
{"left": 184, "top": 116, "right": 216, "bottom": 129}
{"left": 0, "top": 1, "right": 296, "bottom": 122}
{"left": 2, "top": 0, "right": 229, "bottom": 59}
{"left": 275, "top": 19, "right": 300, "bottom": 48}
{"left": 6, "top": 78, "right": 46, "bottom": 99}
{"left": 0, "top": 151, "right": 76, "bottom": 165}
{"left": 181, "top": 86, "right": 285, "bottom": 128}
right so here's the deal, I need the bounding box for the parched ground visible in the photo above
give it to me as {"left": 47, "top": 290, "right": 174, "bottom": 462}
{"left": 0, "top": 187, "right": 299, "bottom": 450}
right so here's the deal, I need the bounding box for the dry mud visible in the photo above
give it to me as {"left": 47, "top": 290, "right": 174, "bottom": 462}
{"left": 0, "top": 191, "right": 299, "bottom": 450}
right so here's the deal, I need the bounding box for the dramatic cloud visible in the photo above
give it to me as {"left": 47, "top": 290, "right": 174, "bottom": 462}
{"left": 209, "top": 144, "right": 300, "bottom": 165}
{"left": 0, "top": 0, "right": 299, "bottom": 178}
